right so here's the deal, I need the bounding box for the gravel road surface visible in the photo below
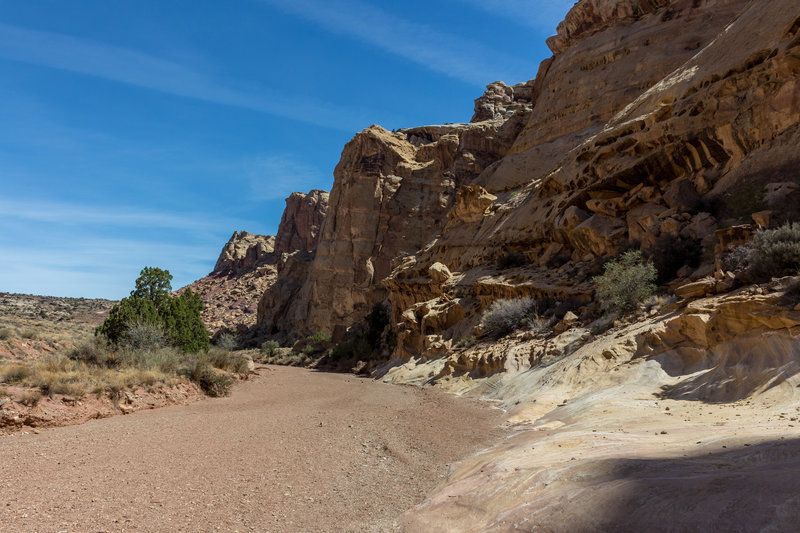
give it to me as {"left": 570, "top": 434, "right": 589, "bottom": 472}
{"left": 1, "top": 365, "right": 505, "bottom": 532}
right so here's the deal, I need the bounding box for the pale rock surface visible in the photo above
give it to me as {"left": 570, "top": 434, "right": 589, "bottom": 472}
{"left": 392, "top": 279, "right": 800, "bottom": 531}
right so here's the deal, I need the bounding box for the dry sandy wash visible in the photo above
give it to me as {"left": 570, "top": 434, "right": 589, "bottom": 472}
{"left": 0, "top": 366, "right": 505, "bottom": 532}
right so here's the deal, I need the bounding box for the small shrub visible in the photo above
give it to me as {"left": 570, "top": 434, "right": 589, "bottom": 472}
{"left": 128, "top": 347, "right": 181, "bottom": 374}
{"left": 480, "top": 297, "right": 537, "bottom": 339}
{"left": 40, "top": 378, "right": 86, "bottom": 398}
{"left": 260, "top": 340, "right": 280, "bottom": 357}
{"left": 307, "top": 331, "right": 331, "bottom": 344}
{"left": 215, "top": 332, "right": 238, "bottom": 351}
{"left": 593, "top": 250, "right": 657, "bottom": 313}
{"left": 0, "top": 328, "right": 12, "bottom": 340}
{"left": 525, "top": 316, "right": 552, "bottom": 334}
{"left": 455, "top": 336, "right": 475, "bottom": 349}
{"left": 1, "top": 364, "right": 33, "bottom": 384}
{"left": 121, "top": 322, "right": 167, "bottom": 352}
{"left": 744, "top": 223, "right": 800, "bottom": 282}
{"left": 781, "top": 277, "right": 800, "bottom": 306}
{"left": 188, "top": 358, "right": 233, "bottom": 397}
{"left": 720, "top": 245, "right": 750, "bottom": 273}
{"left": 68, "top": 335, "right": 115, "bottom": 367}
{"left": 207, "top": 347, "right": 234, "bottom": 370}
{"left": 19, "top": 328, "right": 39, "bottom": 340}
{"left": 228, "top": 354, "right": 251, "bottom": 374}
{"left": 19, "top": 390, "right": 42, "bottom": 407}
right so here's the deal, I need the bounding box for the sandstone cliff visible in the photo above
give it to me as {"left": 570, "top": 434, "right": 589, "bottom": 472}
{"left": 182, "top": 190, "right": 328, "bottom": 335}
{"left": 257, "top": 0, "right": 800, "bottom": 354}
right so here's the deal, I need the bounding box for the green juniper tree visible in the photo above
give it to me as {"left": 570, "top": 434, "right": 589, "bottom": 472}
{"left": 97, "top": 267, "right": 209, "bottom": 353}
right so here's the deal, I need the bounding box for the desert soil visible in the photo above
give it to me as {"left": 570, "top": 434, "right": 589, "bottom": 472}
{"left": 0, "top": 365, "right": 506, "bottom": 532}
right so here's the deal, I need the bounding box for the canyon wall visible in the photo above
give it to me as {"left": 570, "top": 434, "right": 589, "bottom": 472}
{"left": 256, "top": 0, "right": 800, "bottom": 355}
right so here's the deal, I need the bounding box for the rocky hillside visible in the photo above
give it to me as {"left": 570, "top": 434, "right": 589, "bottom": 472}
{"left": 180, "top": 190, "right": 328, "bottom": 336}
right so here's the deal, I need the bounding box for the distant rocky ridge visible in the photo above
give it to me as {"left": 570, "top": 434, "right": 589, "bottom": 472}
{"left": 180, "top": 191, "right": 328, "bottom": 335}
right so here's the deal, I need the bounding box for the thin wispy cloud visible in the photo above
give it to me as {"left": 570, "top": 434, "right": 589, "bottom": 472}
{"left": 0, "top": 198, "right": 252, "bottom": 233}
{"left": 453, "top": 0, "right": 576, "bottom": 33}
{"left": 258, "top": 0, "right": 533, "bottom": 86}
{"left": 0, "top": 22, "right": 366, "bottom": 131}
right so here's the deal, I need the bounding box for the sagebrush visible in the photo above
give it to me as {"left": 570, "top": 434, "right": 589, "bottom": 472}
{"left": 593, "top": 250, "right": 657, "bottom": 312}
{"left": 744, "top": 223, "right": 800, "bottom": 282}
{"left": 480, "top": 297, "right": 538, "bottom": 338}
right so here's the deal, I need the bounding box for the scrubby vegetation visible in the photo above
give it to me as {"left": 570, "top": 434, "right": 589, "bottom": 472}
{"left": 0, "top": 330, "right": 248, "bottom": 399}
{"left": 455, "top": 336, "right": 475, "bottom": 349}
{"left": 260, "top": 340, "right": 280, "bottom": 358}
{"left": 307, "top": 331, "right": 331, "bottom": 344}
{"left": 97, "top": 267, "right": 209, "bottom": 353}
{"left": 0, "top": 268, "right": 251, "bottom": 402}
{"left": 593, "top": 250, "right": 657, "bottom": 313}
{"left": 215, "top": 332, "right": 238, "bottom": 351}
{"left": 479, "top": 297, "right": 540, "bottom": 339}
{"left": 742, "top": 223, "right": 800, "bottom": 282}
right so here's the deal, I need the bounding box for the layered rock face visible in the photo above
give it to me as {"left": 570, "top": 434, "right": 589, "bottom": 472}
{"left": 274, "top": 190, "right": 328, "bottom": 255}
{"left": 385, "top": 0, "right": 800, "bottom": 358}
{"left": 258, "top": 112, "right": 531, "bottom": 339}
{"left": 182, "top": 191, "right": 328, "bottom": 335}
{"left": 255, "top": 0, "right": 800, "bottom": 351}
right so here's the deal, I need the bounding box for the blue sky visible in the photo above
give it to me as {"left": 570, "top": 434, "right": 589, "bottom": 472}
{"left": 0, "top": 0, "right": 575, "bottom": 299}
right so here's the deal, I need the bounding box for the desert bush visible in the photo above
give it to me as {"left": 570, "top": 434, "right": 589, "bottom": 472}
{"left": 39, "top": 377, "right": 86, "bottom": 398}
{"left": 479, "top": 297, "right": 537, "bottom": 339}
{"left": 0, "top": 364, "right": 33, "bottom": 384}
{"left": 593, "top": 250, "right": 657, "bottom": 313}
{"left": 454, "top": 336, "right": 475, "bottom": 349}
{"left": 744, "top": 223, "right": 800, "bottom": 282}
{"left": 121, "top": 321, "right": 167, "bottom": 352}
{"left": 215, "top": 332, "right": 238, "bottom": 351}
{"left": 0, "top": 327, "right": 12, "bottom": 340}
{"left": 186, "top": 356, "right": 233, "bottom": 397}
{"left": 307, "top": 331, "right": 331, "bottom": 344}
{"left": 19, "top": 328, "right": 39, "bottom": 340}
{"left": 781, "top": 277, "right": 800, "bottom": 306}
{"left": 19, "top": 390, "right": 42, "bottom": 406}
{"left": 720, "top": 245, "right": 750, "bottom": 273}
{"left": 68, "top": 335, "right": 116, "bottom": 367}
{"left": 205, "top": 347, "right": 250, "bottom": 374}
{"left": 524, "top": 316, "right": 552, "bottom": 334}
{"left": 126, "top": 347, "right": 181, "bottom": 374}
{"left": 649, "top": 234, "right": 702, "bottom": 284}
{"left": 260, "top": 340, "right": 280, "bottom": 357}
